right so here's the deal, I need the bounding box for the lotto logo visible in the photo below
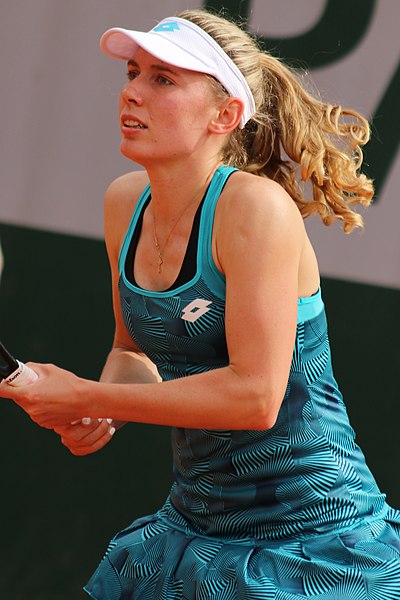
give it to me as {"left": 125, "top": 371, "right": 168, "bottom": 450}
{"left": 153, "top": 22, "right": 180, "bottom": 33}
{"left": 181, "top": 299, "right": 212, "bottom": 323}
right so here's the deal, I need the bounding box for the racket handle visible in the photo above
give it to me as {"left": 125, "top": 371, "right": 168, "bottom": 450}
{"left": 5, "top": 361, "right": 38, "bottom": 386}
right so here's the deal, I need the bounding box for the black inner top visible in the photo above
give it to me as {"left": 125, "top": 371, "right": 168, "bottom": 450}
{"left": 125, "top": 195, "right": 206, "bottom": 292}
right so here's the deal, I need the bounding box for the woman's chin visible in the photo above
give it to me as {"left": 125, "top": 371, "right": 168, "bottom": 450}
{"left": 119, "top": 140, "right": 146, "bottom": 163}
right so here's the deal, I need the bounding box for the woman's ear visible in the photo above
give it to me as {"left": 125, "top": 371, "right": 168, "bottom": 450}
{"left": 209, "top": 98, "right": 244, "bottom": 134}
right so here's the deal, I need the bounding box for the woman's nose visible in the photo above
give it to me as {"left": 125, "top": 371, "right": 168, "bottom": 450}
{"left": 120, "top": 80, "right": 143, "bottom": 106}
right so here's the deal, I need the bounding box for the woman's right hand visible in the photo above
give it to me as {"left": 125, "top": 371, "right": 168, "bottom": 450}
{"left": 54, "top": 418, "right": 116, "bottom": 456}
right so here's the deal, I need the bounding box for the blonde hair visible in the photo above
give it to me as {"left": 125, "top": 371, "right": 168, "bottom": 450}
{"left": 177, "top": 9, "right": 374, "bottom": 233}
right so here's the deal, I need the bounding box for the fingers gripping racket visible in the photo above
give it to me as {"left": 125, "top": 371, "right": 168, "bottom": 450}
{"left": 0, "top": 341, "right": 110, "bottom": 428}
{"left": 0, "top": 341, "right": 84, "bottom": 424}
{"left": 0, "top": 341, "right": 38, "bottom": 386}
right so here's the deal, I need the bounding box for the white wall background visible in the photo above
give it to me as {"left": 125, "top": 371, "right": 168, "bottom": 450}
{"left": 0, "top": 0, "right": 399, "bottom": 288}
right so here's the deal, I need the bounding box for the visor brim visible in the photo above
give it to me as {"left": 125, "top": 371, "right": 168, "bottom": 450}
{"left": 100, "top": 28, "right": 215, "bottom": 75}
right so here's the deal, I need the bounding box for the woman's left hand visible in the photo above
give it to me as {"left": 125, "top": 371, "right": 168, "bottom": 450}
{"left": 54, "top": 418, "right": 116, "bottom": 456}
{"left": 0, "top": 362, "right": 92, "bottom": 428}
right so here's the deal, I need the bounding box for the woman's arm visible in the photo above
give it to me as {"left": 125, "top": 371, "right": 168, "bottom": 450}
{"left": 1, "top": 175, "right": 307, "bottom": 431}
{"left": 52, "top": 346, "right": 161, "bottom": 456}
{"left": 52, "top": 172, "right": 160, "bottom": 455}
{"left": 51, "top": 347, "right": 160, "bottom": 456}
{"left": 57, "top": 172, "right": 160, "bottom": 453}
{"left": 98, "top": 168, "right": 162, "bottom": 391}
{"left": 53, "top": 172, "right": 161, "bottom": 454}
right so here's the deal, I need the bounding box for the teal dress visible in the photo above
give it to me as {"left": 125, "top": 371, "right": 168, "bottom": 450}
{"left": 85, "top": 166, "right": 400, "bottom": 599}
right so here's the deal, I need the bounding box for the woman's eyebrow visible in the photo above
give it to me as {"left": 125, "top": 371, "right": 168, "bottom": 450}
{"left": 127, "top": 59, "right": 179, "bottom": 76}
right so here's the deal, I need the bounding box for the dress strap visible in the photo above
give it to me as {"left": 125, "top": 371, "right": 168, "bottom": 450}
{"left": 297, "top": 289, "right": 324, "bottom": 323}
{"left": 198, "top": 165, "right": 237, "bottom": 297}
{"left": 118, "top": 184, "right": 151, "bottom": 275}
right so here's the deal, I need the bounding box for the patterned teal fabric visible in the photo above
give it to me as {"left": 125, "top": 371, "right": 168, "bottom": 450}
{"left": 85, "top": 167, "right": 400, "bottom": 599}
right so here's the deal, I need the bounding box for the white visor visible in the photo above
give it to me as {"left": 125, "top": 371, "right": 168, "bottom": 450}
{"left": 100, "top": 16, "right": 256, "bottom": 129}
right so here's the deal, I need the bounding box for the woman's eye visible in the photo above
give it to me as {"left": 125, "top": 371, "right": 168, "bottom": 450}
{"left": 126, "top": 71, "right": 139, "bottom": 81}
{"left": 156, "top": 75, "right": 173, "bottom": 85}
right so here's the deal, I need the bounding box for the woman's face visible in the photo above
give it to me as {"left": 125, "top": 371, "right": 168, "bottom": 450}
{"left": 118, "top": 47, "right": 221, "bottom": 166}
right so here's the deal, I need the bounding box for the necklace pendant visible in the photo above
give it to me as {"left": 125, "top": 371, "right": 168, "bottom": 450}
{"left": 152, "top": 191, "right": 201, "bottom": 277}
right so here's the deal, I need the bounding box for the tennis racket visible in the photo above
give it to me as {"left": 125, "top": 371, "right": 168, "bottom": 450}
{"left": 0, "top": 340, "right": 38, "bottom": 386}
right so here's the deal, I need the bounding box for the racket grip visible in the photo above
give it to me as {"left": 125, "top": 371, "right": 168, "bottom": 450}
{"left": 5, "top": 361, "right": 38, "bottom": 386}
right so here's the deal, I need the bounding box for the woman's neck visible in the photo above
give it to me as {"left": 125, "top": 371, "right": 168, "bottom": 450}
{"left": 144, "top": 157, "right": 223, "bottom": 220}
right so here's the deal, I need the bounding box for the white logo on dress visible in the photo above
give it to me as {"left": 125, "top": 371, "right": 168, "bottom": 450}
{"left": 181, "top": 299, "right": 212, "bottom": 322}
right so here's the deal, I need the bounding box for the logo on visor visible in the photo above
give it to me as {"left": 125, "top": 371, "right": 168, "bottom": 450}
{"left": 153, "top": 22, "right": 180, "bottom": 33}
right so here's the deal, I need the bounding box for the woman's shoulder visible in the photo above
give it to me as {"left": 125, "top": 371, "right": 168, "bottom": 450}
{"left": 220, "top": 170, "right": 304, "bottom": 232}
{"left": 215, "top": 171, "right": 312, "bottom": 286}
{"left": 105, "top": 170, "right": 149, "bottom": 208}
{"left": 104, "top": 170, "right": 149, "bottom": 254}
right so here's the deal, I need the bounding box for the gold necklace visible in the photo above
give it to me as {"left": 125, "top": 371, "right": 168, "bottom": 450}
{"left": 151, "top": 197, "right": 199, "bottom": 274}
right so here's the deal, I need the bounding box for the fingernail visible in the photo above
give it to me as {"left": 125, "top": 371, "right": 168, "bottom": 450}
{"left": 82, "top": 417, "right": 91, "bottom": 425}
{"left": 109, "top": 427, "right": 116, "bottom": 436}
{"left": 106, "top": 418, "right": 112, "bottom": 424}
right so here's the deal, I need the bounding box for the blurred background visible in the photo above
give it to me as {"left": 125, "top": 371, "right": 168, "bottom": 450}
{"left": 0, "top": 1, "right": 399, "bottom": 598}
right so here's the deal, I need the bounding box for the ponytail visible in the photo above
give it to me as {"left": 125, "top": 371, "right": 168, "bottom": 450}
{"left": 177, "top": 9, "right": 374, "bottom": 233}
